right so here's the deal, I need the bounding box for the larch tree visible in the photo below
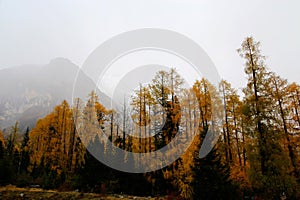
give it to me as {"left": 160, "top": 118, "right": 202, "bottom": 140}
{"left": 220, "top": 80, "right": 249, "bottom": 190}
{"left": 238, "top": 37, "right": 269, "bottom": 176}
{"left": 0, "top": 129, "right": 5, "bottom": 159}
{"left": 287, "top": 82, "right": 300, "bottom": 178}
{"left": 28, "top": 100, "right": 86, "bottom": 187}
{"left": 269, "top": 73, "right": 299, "bottom": 179}
{"left": 220, "top": 80, "right": 233, "bottom": 164}
{"left": 0, "top": 127, "right": 14, "bottom": 185}
{"left": 238, "top": 37, "right": 297, "bottom": 198}
{"left": 191, "top": 78, "right": 235, "bottom": 200}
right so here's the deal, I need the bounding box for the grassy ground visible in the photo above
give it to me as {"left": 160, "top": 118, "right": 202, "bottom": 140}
{"left": 0, "top": 185, "right": 166, "bottom": 200}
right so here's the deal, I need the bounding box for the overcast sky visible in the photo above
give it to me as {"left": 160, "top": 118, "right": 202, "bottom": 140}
{"left": 0, "top": 0, "right": 299, "bottom": 91}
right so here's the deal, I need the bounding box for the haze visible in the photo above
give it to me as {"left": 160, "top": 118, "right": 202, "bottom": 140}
{"left": 0, "top": 0, "right": 299, "bottom": 91}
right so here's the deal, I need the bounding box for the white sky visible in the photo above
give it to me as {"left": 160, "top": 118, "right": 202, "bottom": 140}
{"left": 0, "top": 0, "right": 299, "bottom": 91}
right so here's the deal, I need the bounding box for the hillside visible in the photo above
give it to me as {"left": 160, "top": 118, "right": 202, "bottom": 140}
{"left": 0, "top": 58, "right": 100, "bottom": 132}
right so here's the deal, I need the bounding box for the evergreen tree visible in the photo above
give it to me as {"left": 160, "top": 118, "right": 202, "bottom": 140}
{"left": 19, "top": 127, "right": 30, "bottom": 174}
{"left": 192, "top": 127, "right": 236, "bottom": 200}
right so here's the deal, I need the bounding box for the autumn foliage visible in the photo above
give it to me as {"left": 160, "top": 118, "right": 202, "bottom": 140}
{"left": 0, "top": 37, "right": 300, "bottom": 199}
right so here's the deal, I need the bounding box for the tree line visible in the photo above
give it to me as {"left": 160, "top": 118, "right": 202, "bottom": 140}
{"left": 0, "top": 37, "right": 300, "bottom": 199}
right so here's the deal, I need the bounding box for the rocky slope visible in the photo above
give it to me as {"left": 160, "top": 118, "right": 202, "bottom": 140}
{"left": 0, "top": 58, "right": 99, "bottom": 133}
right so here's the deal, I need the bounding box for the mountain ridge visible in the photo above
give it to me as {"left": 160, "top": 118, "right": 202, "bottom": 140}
{"left": 0, "top": 58, "right": 104, "bottom": 134}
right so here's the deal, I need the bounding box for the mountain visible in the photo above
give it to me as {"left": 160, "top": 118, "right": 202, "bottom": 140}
{"left": 0, "top": 58, "right": 104, "bottom": 133}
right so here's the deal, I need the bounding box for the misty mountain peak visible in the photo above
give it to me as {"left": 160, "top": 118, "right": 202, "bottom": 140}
{"left": 49, "top": 57, "right": 72, "bottom": 65}
{"left": 0, "top": 58, "right": 96, "bottom": 131}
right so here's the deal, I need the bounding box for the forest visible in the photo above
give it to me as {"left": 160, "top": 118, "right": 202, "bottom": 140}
{"left": 0, "top": 37, "right": 300, "bottom": 199}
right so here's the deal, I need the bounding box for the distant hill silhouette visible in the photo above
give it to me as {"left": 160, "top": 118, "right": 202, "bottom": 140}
{"left": 0, "top": 58, "right": 107, "bottom": 134}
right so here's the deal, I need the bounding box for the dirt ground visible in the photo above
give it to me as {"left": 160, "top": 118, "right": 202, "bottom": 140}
{"left": 0, "top": 185, "right": 166, "bottom": 200}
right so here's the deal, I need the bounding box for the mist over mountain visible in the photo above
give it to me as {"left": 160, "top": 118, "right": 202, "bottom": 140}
{"left": 0, "top": 58, "right": 102, "bottom": 133}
